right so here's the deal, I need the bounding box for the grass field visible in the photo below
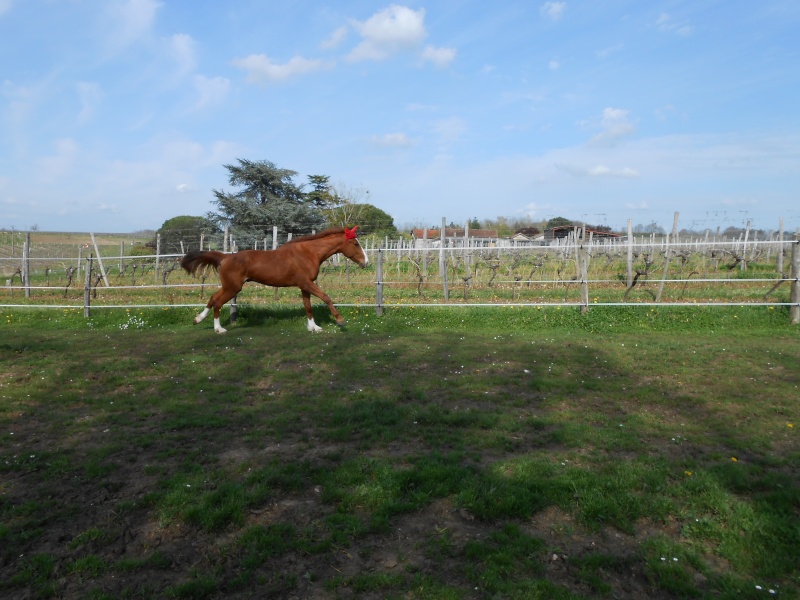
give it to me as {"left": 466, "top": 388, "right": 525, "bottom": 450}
{"left": 1, "top": 305, "right": 799, "bottom": 599}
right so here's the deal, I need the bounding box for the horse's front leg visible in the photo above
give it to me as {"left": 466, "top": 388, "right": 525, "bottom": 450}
{"left": 301, "top": 290, "right": 324, "bottom": 332}
{"left": 301, "top": 282, "right": 345, "bottom": 332}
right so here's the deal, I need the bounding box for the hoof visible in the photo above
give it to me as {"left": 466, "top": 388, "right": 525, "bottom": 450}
{"left": 215, "top": 327, "right": 227, "bottom": 334}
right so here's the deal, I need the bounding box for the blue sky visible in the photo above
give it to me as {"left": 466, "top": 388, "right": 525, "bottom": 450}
{"left": 1, "top": 1, "right": 799, "bottom": 233}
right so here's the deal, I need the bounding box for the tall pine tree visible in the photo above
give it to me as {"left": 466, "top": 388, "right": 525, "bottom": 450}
{"left": 208, "top": 159, "right": 324, "bottom": 246}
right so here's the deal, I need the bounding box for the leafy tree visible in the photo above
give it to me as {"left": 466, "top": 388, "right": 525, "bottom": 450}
{"left": 208, "top": 159, "right": 324, "bottom": 246}
{"left": 156, "top": 215, "right": 218, "bottom": 254}
{"left": 354, "top": 204, "right": 397, "bottom": 237}
{"left": 545, "top": 216, "right": 574, "bottom": 229}
{"left": 634, "top": 222, "right": 665, "bottom": 234}
{"left": 305, "top": 175, "right": 338, "bottom": 209}
{"left": 324, "top": 203, "right": 397, "bottom": 237}
{"left": 469, "top": 217, "right": 481, "bottom": 229}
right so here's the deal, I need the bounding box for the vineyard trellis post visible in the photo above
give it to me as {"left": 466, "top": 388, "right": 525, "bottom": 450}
{"left": 791, "top": 235, "right": 800, "bottom": 325}
{"left": 626, "top": 219, "right": 633, "bottom": 288}
{"left": 422, "top": 228, "right": 428, "bottom": 275}
{"left": 579, "top": 226, "right": 590, "bottom": 314}
{"left": 656, "top": 212, "right": 680, "bottom": 302}
{"left": 439, "top": 218, "right": 445, "bottom": 276}
{"left": 154, "top": 233, "right": 161, "bottom": 283}
{"left": 83, "top": 255, "right": 93, "bottom": 318}
{"left": 375, "top": 249, "right": 384, "bottom": 316}
{"left": 23, "top": 232, "right": 30, "bottom": 298}
{"left": 90, "top": 233, "right": 109, "bottom": 287}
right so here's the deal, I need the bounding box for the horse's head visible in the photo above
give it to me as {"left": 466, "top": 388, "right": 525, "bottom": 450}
{"left": 341, "top": 226, "right": 368, "bottom": 268}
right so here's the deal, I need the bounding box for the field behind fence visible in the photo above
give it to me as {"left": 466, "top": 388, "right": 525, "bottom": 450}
{"left": 1, "top": 229, "right": 799, "bottom": 325}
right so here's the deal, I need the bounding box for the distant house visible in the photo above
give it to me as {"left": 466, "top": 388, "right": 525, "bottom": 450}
{"left": 412, "top": 228, "right": 499, "bottom": 248}
{"left": 544, "top": 226, "right": 623, "bottom": 243}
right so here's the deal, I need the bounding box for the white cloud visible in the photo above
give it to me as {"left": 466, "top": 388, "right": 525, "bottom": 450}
{"left": 232, "top": 54, "right": 332, "bottom": 83}
{"left": 3, "top": 80, "right": 35, "bottom": 127}
{"left": 548, "top": 59, "right": 560, "bottom": 70}
{"left": 596, "top": 43, "right": 623, "bottom": 59}
{"left": 321, "top": 26, "right": 349, "bottom": 50}
{"left": 656, "top": 12, "right": 693, "bottom": 36}
{"left": 434, "top": 117, "right": 467, "bottom": 142}
{"left": 406, "top": 103, "right": 439, "bottom": 112}
{"left": 192, "top": 75, "right": 229, "bottom": 110}
{"left": 40, "top": 138, "right": 79, "bottom": 180}
{"left": 587, "top": 107, "right": 636, "bottom": 146}
{"left": 176, "top": 183, "right": 195, "bottom": 193}
{"left": 521, "top": 202, "right": 557, "bottom": 219}
{"left": 76, "top": 82, "right": 104, "bottom": 124}
{"left": 540, "top": 2, "right": 566, "bottom": 21}
{"left": 557, "top": 163, "right": 639, "bottom": 178}
{"left": 0, "top": 0, "right": 13, "bottom": 17}
{"left": 421, "top": 45, "right": 456, "bottom": 68}
{"left": 347, "top": 5, "right": 427, "bottom": 62}
{"left": 625, "top": 201, "right": 649, "bottom": 210}
{"left": 109, "top": 0, "right": 162, "bottom": 47}
{"left": 169, "top": 33, "right": 197, "bottom": 77}
{"left": 370, "top": 132, "right": 415, "bottom": 147}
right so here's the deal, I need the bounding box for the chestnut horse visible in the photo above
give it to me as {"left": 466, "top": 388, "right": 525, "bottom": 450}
{"left": 180, "top": 226, "right": 367, "bottom": 334}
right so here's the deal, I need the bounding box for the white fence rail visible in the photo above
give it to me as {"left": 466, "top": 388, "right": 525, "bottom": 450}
{"left": 2, "top": 237, "right": 799, "bottom": 325}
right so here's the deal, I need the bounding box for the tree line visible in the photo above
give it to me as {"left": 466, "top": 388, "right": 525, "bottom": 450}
{"left": 152, "top": 159, "right": 397, "bottom": 254}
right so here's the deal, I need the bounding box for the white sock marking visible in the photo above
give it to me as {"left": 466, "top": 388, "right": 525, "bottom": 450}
{"left": 214, "top": 317, "right": 227, "bottom": 334}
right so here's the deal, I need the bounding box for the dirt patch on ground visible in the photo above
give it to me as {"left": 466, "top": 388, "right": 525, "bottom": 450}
{"left": 1, "top": 430, "right": 695, "bottom": 600}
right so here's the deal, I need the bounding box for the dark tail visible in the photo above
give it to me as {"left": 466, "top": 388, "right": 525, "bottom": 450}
{"left": 180, "top": 250, "right": 226, "bottom": 276}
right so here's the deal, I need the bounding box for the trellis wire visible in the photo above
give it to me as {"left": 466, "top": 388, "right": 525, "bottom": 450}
{"left": 2, "top": 236, "right": 798, "bottom": 324}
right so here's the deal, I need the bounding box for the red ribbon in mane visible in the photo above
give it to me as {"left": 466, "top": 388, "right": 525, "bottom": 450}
{"left": 344, "top": 226, "right": 358, "bottom": 239}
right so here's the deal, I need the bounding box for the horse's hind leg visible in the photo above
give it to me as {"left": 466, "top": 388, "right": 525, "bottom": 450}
{"left": 301, "top": 290, "right": 323, "bottom": 332}
{"left": 194, "top": 306, "right": 211, "bottom": 324}
{"left": 195, "top": 286, "right": 238, "bottom": 334}
{"left": 194, "top": 289, "right": 223, "bottom": 326}
{"left": 211, "top": 288, "right": 239, "bottom": 333}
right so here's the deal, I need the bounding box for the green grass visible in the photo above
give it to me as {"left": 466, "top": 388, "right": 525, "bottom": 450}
{"left": 0, "top": 304, "right": 798, "bottom": 598}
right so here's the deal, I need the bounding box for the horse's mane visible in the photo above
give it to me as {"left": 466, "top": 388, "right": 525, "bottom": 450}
{"left": 285, "top": 227, "right": 346, "bottom": 245}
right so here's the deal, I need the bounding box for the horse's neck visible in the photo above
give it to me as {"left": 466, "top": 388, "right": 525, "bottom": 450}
{"left": 309, "top": 236, "right": 344, "bottom": 262}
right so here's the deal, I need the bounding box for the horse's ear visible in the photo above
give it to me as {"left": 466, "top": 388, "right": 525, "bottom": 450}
{"left": 344, "top": 226, "right": 358, "bottom": 239}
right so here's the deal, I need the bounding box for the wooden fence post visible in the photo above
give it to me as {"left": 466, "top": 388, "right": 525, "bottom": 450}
{"left": 656, "top": 212, "right": 680, "bottom": 302}
{"left": 439, "top": 218, "right": 445, "bottom": 276}
{"left": 154, "top": 233, "right": 161, "bottom": 283}
{"left": 23, "top": 232, "right": 30, "bottom": 298}
{"left": 422, "top": 228, "right": 428, "bottom": 276}
{"left": 375, "top": 249, "right": 384, "bottom": 316}
{"left": 579, "top": 229, "right": 590, "bottom": 314}
{"left": 90, "top": 233, "right": 109, "bottom": 287}
{"left": 83, "top": 255, "right": 92, "bottom": 318}
{"left": 626, "top": 219, "right": 633, "bottom": 289}
{"left": 790, "top": 236, "right": 799, "bottom": 325}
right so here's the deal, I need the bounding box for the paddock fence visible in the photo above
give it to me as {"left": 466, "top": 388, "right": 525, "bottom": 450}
{"left": 1, "top": 228, "right": 799, "bottom": 325}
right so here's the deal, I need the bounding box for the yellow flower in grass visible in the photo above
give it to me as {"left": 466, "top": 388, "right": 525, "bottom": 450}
{"left": 684, "top": 470, "right": 692, "bottom": 477}
{"left": 788, "top": 423, "right": 794, "bottom": 428}
{"left": 731, "top": 457, "right": 738, "bottom": 462}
